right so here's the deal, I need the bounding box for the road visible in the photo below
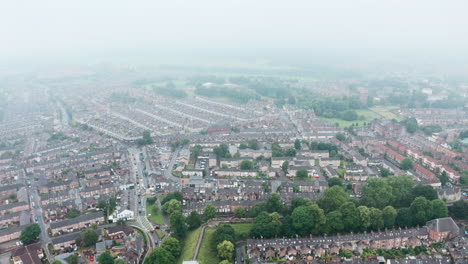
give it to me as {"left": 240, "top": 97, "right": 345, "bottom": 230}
{"left": 29, "top": 180, "right": 54, "bottom": 262}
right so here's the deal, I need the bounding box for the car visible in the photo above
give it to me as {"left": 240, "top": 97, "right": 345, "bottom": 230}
{"left": 155, "top": 225, "right": 160, "bottom": 229}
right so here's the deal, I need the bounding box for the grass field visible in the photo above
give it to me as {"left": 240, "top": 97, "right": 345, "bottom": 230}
{"left": 320, "top": 109, "right": 383, "bottom": 128}
{"left": 231, "top": 223, "right": 253, "bottom": 236}
{"left": 197, "top": 228, "right": 219, "bottom": 264}
{"left": 178, "top": 227, "right": 202, "bottom": 264}
{"left": 370, "top": 106, "right": 403, "bottom": 121}
{"left": 146, "top": 203, "right": 165, "bottom": 225}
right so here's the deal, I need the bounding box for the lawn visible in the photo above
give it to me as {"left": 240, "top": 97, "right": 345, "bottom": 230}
{"left": 370, "top": 106, "right": 403, "bottom": 121}
{"left": 178, "top": 227, "right": 201, "bottom": 264}
{"left": 197, "top": 228, "right": 219, "bottom": 264}
{"left": 231, "top": 223, "right": 253, "bottom": 236}
{"left": 146, "top": 203, "right": 164, "bottom": 225}
{"left": 319, "top": 109, "right": 381, "bottom": 128}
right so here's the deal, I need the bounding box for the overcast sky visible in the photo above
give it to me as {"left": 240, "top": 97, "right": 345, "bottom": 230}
{"left": 1, "top": 0, "right": 468, "bottom": 64}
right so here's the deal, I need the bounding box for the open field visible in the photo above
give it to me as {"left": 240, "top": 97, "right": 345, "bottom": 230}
{"left": 146, "top": 203, "right": 164, "bottom": 225}
{"left": 178, "top": 227, "right": 202, "bottom": 264}
{"left": 197, "top": 227, "right": 219, "bottom": 264}
{"left": 231, "top": 223, "right": 253, "bottom": 236}
{"left": 319, "top": 108, "right": 394, "bottom": 128}
{"left": 370, "top": 106, "right": 403, "bottom": 121}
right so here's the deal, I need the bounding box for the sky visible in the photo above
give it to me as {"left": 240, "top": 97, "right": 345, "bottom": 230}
{"left": 1, "top": 0, "right": 468, "bottom": 65}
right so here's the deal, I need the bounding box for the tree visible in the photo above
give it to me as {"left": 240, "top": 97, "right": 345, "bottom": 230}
{"left": 400, "top": 158, "right": 413, "bottom": 170}
{"left": 357, "top": 206, "right": 372, "bottom": 231}
{"left": 431, "top": 199, "right": 448, "bottom": 219}
{"left": 97, "top": 252, "right": 114, "bottom": 264}
{"left": 328, "top": 177, "right": 343, "bottom": 188}
{"left": 294, "top": 139, "right": 301, "bottom": 150}
{"left": 369, "top": 208, "right": 384, "bottom": 231}
{"left": 450, "top": 200, "right": 468, "bottom": 219}
{"left": 217, "top": 240, "right": 234, "bottom": 261}
{"left": 342, "top": 110, "right": 358, "bottom": 121}
{"left": 410, "top": 197, "right": 433, "bottom": 226}
{"left": 317, "top": 186, "right": 349, "bottom": 213}
{"left": 219, "top": 261, "right": 231, "bottom": 264}
{"left": 215, "top": 225, "right": 236, "bottom": 245}
{"left": 115, "top": 260, "right": 127, "bottom": 264}
{"left": 291, "top": 204, "right": 325, "bottom": 236}
{"left": 19, "top": 223, "right": 41, "bottom": 244}
{"left": 412, "top": 185, "right": 438, "bottom": 201}
{"left": 361, "top": 178, "right": 393, "bottom": 209}
{"left": 382, "top": 206, "right": 397, "bottom": 228}
{"left": 439, "top": 171, "right": 449, "bottom": 186}
{"left": 401, "top": 118, "right": 418, "bottom": 133}
{"left": 162, "top": 199, "right": 182, "bottom": 216}
{"left": 137, "top": 130, "right": 154, "bottom": 146}
{"left": 285, "top": 148, "right": 296, "bottom": 157}
{"left": 145, "top": 248, "right": 175, "bottom": 264}
{"left": 296, "top": 169, "right": 308, "bottom": 179}
{"left": 233, "top": 207, "right": 246, "bottom": 218}
{"left": 169, "top": 211, "right": 187, "bottom": 238}
{"left": 339, "top": 202, "right": 360, "bottom": 232}
{"left": 186, "top": 211, "right": 202, "bottom": 230}
{"left": 82, "top": 229, "right": 99, "bottom": 247}
{"left": 162, "top": 237, "right": 181, "bottom": 258}
{"left": 240, "top": 160, "right": 254, "bottom": 170}
{"left": 387, "top": 175, "right": 414, "bottom": 208}
{"left": 203, "top": 203, "right": 217, "bottom": 222}
{"left": 324, "top": 210, "right": 344, "bottom": 234}
{"left": 161, "top": 191, "right": 183, "bottom": 205}
{"left": 396, "top": 208, "right": 412, "bottom": 227}
{"left": 67, "top": 254, "right": 79, "bottom": 264}
{"left": 52, "top": 261, "right": 63, "bottom": 264}
{"left": 266, "top": 193, "right": 284, "bottom": 213}
{"left": 251, "top": 211, "right": 282, "bottom": 238}
{"left": 336, "top": 133, "right": 346, "bottom": 142}
{"left": 281, "top": 161, "right": 289, "bottom": 173}
{"left": 66, "top": 208, "right": 80, "bottom": 218}
{"left": 380, "top": 168, "right": 391, "bottom": 177}
{"left": 247, "top": 139, "right": 260, "bottom": 150}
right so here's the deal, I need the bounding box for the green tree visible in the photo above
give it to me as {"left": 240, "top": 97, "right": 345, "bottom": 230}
{"left": 233, "top": 207, "right": 246, "bottom": 218}
{"left": 219, "top": 261, "right": 231, "bottom": 264}
{"left": 410, "top": 197, "right": 433, "bottom": 226}
{"left": 412, "top": 185, "right": 438, "bottom": 201}
{"left": 161, "top": 237, "right": 181, "bottom": 258}
{"left": 449, "top": 200, "right": 468, "bottom": 219}
{"left": 387, "top": 175, "right": 414, "bottom": 207}
{"left": 291, "top": 204, "right": 325, "bottom": 236}
{"left": 296, "top": 169, "right": 308, "bottom": 179}
{"left": 439, "top": 171, "right": 449, "bottom": 186}
{"left": 281, "top": 161, "right": 289, "bottom": 173}
{"left": 382, "top": 206, "right": 397, "bottom": 228}
{"left": 247, "top": 139, "right": 260, "bottom": 150}
{"left": 336, "top": 133, "right": 346, "bottom": 142}
{"left": 339, "top": 202, "right": 360, "bottom": 232}
{"left": 361, "top": 178, "right": 393, "bottom": 209}
{"left": 162, "top": 199, "right": 182, "bottom": 216}
{"left": 214, "top": 225, "right": 236, "bottom": 245}
{"left": 186, "top": 211, "right": 202, "bottom": 230}
{"left": 266, "top": 193, "right": 284, "bottom": 213}
{"left": 401, "top": 118, "right": 418, "bottom": 133}
{"left": 203, "top": 203, "right": 217, "bottom": 222}
{"left": 97, "top": 252, "right": 114, "bottom": 264}
{"left": 285, "top": 148, "right": 296, "bottom": 157}
{"left": 240, "top": 160, "right": 254, "bottom": 170}
{"left": 396, "top": 208, "right": 412, "bottom": 227}
{"left": 145, "top": 248, "right": 175, "bottom": 264}
{"left": 357, "top": 206, "right": 372, "bottom": 231}
{"left": 431, "top": 199, "right": 448, "bottom": 219}
{"left": 380, "top": 168, "right": 391, "bottom": 177}
{"left": 369, "top": 208, "right": 384, "bottom": 230}
{"left": 19, "top": 223, "right": 41, "bottom": 244}
{"left": 82, "top": 229, "right": 99, "bottom": 247}
{"left": 67, "top": 254, "right": 79, "bottom": 264}
{"left": 161, "top": 191, "right": 183, "bottom": 205}
{"left": 324, "top": 210, "right": 344, "bottom": 234}
{"left": 169, "top": 211, "right": 187, "bottom": 238}
{"left": 251, "top": 211, "right": 282, "bottom": 238}
{"left": 327, "top": 177, "right": 343, "bottom": 188}
{"left": 400, "top": 158, "right": 413, "bottom": 170}
{"left": 115, "top": 260, "right": 127, "bottom": 264}
{"left": 294, "top": 139, "right": 301, "bottom": 150}
{"left": 217, "top": 240, "right": 235, "bottom": 261}
{"left": 52, "top": 261, "right": 63, "bottom": 264}
{"left": 317, "top": 186, "right": 349, "bottom": 213}
{"left": 66, "top": 208, "right": 80, "bottom": 218}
